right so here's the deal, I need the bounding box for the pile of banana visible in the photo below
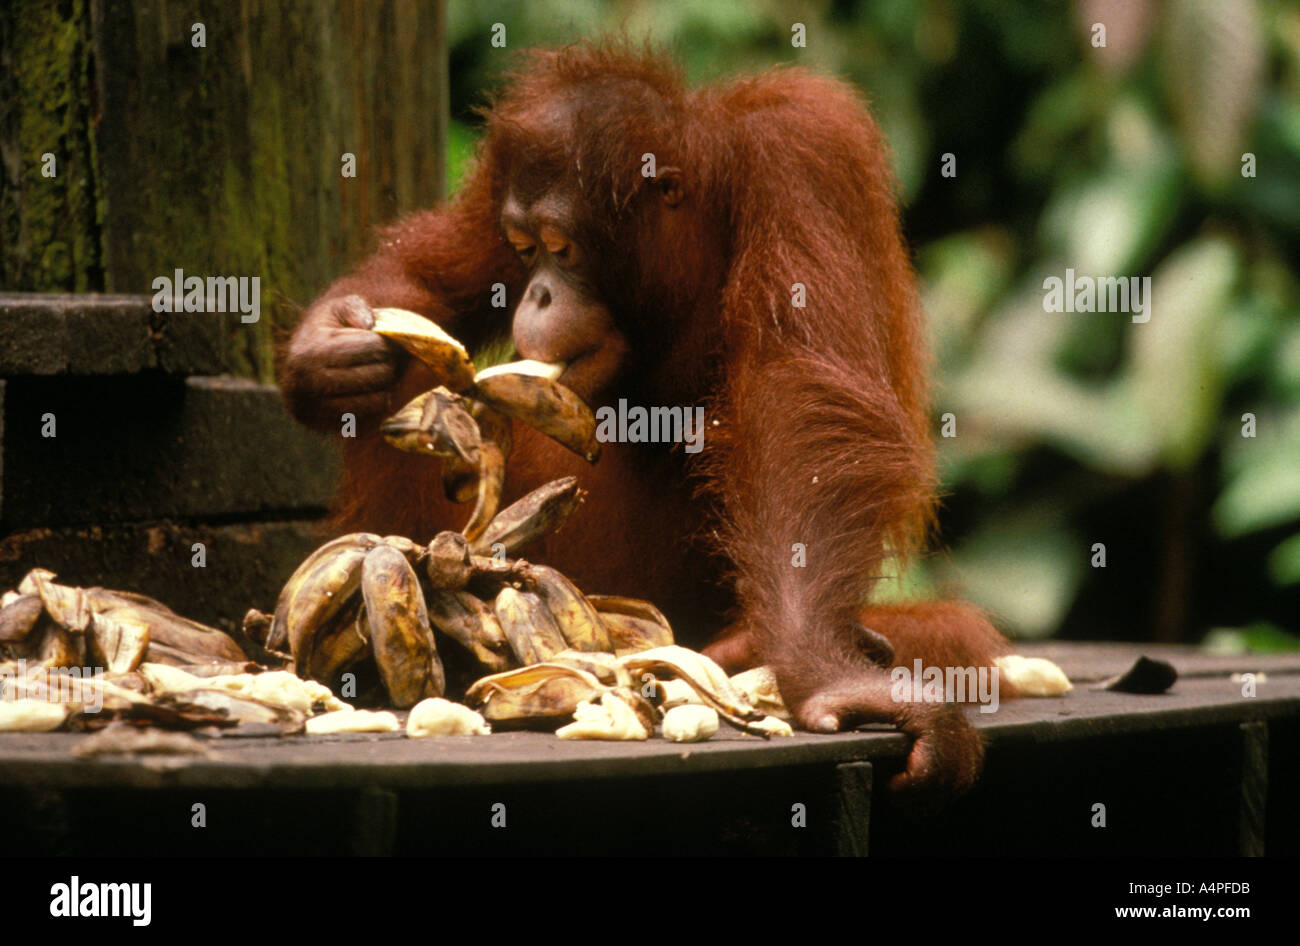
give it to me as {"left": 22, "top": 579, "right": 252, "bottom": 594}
{"left": 264, "top": 307, "right": 794, "bottom": 740}
{"left": 0, "top": 308, "right": 797, "bottom": 743}
{"left": 0, "top": 567, "right": 257, "bottom": 674}
{"left": 262, "top": 480, "right": 679, "bottom": 705}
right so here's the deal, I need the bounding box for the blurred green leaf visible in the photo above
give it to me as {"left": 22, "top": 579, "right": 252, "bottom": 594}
{"left": 1039, "top": 100, "right": 1182, "bottom": 274}
{"left": 1269, "top": 532, "right": 1300, "bottom": 585}
{"left": 1214, "top": 407, "right": 1300, "bottom": 536}
{"left": 1163, "top": 0, "right": 1265, "bottom": 189}
{"left": 1203, "top": 623, "right": 1300, "bottom": 654}
{"left": 941, "top": 516, "right": 1083, "bottom": 637}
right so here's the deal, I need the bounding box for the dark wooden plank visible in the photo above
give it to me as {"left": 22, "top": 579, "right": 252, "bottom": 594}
{"left": 0, "top": 660, "right": 1295, "bottom": 792}
{"left": 1005, "top": 641, "right": 1300, "bottom": 682}
{"left": 835, "top": 761, "right": 872, "bottom": 857}
{"left": 350, "top": 785, "right": 399, "bottom": 856}
{"left": 1237, "top": 721, "right": 1267, "bottom": 856}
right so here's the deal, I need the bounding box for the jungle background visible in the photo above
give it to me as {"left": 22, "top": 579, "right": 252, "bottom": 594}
{"left": 2, "top": 0, "right": 1297, "bottom": 650}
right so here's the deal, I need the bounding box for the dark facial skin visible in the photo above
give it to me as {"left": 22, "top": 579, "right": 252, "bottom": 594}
{"left": 500, "top": 191, "right": 628, "bottom": 403}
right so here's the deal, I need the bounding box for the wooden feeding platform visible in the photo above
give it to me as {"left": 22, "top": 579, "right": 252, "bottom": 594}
{"left": 0, "top": 642, "right": 1296, "bottom": 856}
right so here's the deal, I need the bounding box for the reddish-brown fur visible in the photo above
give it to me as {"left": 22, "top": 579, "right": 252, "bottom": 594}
{"left": 280, "top": 44, "right": 1014, "bottom": 798}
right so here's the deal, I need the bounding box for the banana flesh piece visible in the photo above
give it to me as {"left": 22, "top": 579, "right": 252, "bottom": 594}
{"left": 474, "top": 360, "right": 565, "bottom": 383}
{"left": 662, "top": 704, "right": 719, "bottom": 743}
{"left": 995, "top": 655, "right": 1072, "bottom": 696}
{"left": 728, "top": 666, "right": 791, "bottom": 720}
{"left": 306, "top": 708, "right": 401, "bottom": 734}
{"left": 362, "top": 545, "right": 445, "bottom": 707}
{"left": 371, "top": 308, "right": 476, "bottom": 392}
{"left": 619, "top": 646, "right": 769, "bottom": 736}
{"left": 556, "top": 688, "right": 654, "bottom": 741}
{"left": 406, "top": 697, "right": 491, "bottom": 737}
{"left": 0, "top": 700, "right": 71, "bottom": 732}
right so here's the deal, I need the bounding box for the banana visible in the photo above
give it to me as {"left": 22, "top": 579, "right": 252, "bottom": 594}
{"left": 619, "top": 646, "right": 769, "bottom": 735}
{"left": 662, "top": 704, "right": 720, "bottom": 743}
{"left": 462, "top": 442, "right": 506, "bottom": 543}
{"left": 472, "top": 366, "right": 599, "bottom": 462}
{"left": 241, "top": 608, "right": 273, "bottom": 646}
{"left": 362, "top": 545, "right": 445, "bottom": 707}
{"left": 526, "top": 565, "right": 611, "bottom": 652}
{"left": 586, "top": 595, "right": 675, "bottom": 653}
{"left": 406, "top": 698, "right": 491, "bottom": 737}
{"left": 273, "top": 543, "right": 371, "bottom": 676}
{"left": 84, "top": 589, "right": 248, "bottom": 663}
{"left": 596, "top": 613, "right": 674, "bottom": 656}
{"left": 268, "top": 533, "right": 384, "bottom": 651}
{"left": 381, "top": 387, "right": 482, "bottom": 466}
{"left": 555, "top": 688, "right": 654, "bottom": 741}
{"left": 87, "top": 613, "right": 151, "bottom": 673}
{"left": 469, "top": 476, "right": 584, "bottom": 557}
{"left": 442, "top": 401, "right": 513, "bottom": 503}
{"left": 549, "top": 649, "right": 631, "bottom": 687}
{"left": 0, "top": 595, "right": 43, "bottom": 644}
{"left": 493, "top": 587, "right": 567, "bottom": 664}
{"left": 425, "top": 590, "right": 513, "bottom": 673}
{"left": 379, "top": 390, "right": 434, "bottom": 454}
{"left": 472, "top": 400, "right": 515, "bottom": 453}
{"left": 441, "top": 461, "right": 479, "bottom": 505}
{"left": 475, "top": 360, "right": 564, "bottom": 382}
{"left": 23, "top": 570, "right": 90, "bottom": 632}
{"left": 729, "top": 666, "right": 792, "bottom": 720}
{"left": 371, "top": 308, "right": 476, "bottom": 392}
{"left": 307, "top": 596, "right": 371, "bottom": 683}
{"left": 424, "top": 531, "right": 473, "bottom": 590}
{"left": 32, "top": 618, "right": 85, "bottom": 669}
{"left": 464, "top": 662, "right": 607, "bottom": 727}
{"left": 17, "top": 568, "right": 56, "bottom": 596}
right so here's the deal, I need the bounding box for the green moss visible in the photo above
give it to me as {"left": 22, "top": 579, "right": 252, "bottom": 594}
{"left": 1, "top": 0, "right": 103, "bottom": 290}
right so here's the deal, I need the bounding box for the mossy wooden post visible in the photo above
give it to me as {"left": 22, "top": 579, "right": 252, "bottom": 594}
{"left": 0, "top": 0, "right": 447, "bottom": 380}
